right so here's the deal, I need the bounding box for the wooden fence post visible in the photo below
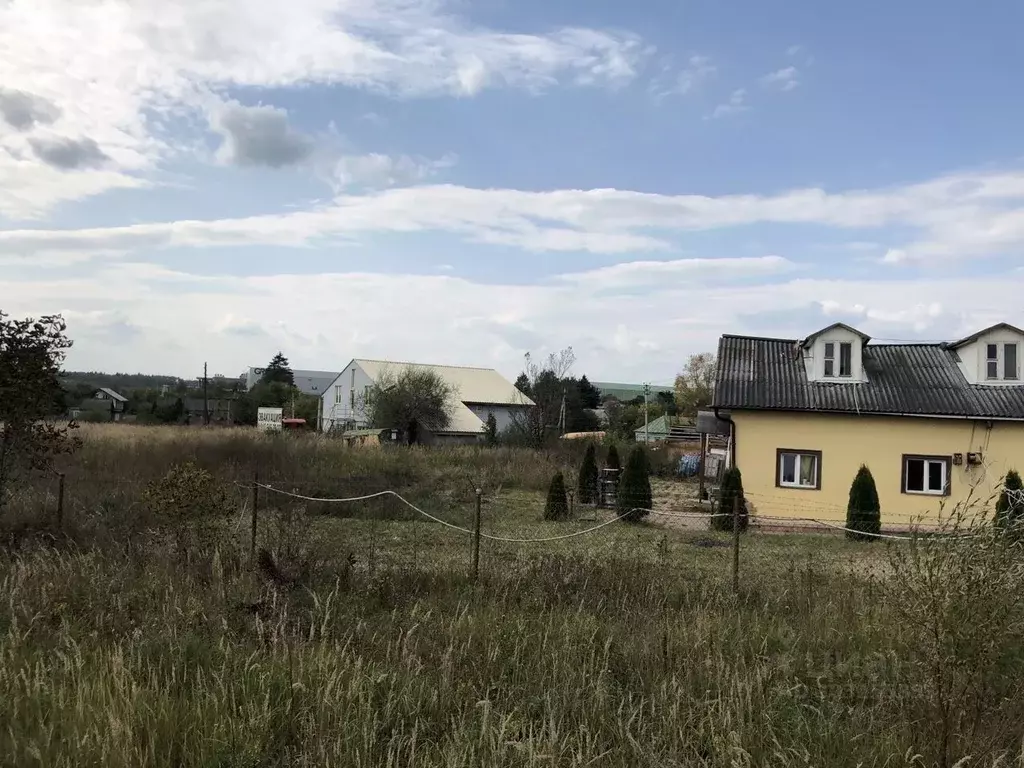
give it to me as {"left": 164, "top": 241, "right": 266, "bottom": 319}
{"left": 472, "top": 488, "right": 482, "bottom": 583}
{"left": 732, "top": 495, "right": 741, "bottom": 593}
{"left": 56, "top": 472, "right": 66, "bottom": 530}
{"left": 250, "top": 467, "right": 259, "bottom": 566}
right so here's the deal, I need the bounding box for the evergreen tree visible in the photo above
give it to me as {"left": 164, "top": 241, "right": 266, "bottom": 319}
{"left": 846, "top": 464, "right": 882, "bottom": 541}
{"left": 514, "top": 372, "right": 532, "bottom": 397}
{"left": 713, "top": 467, "right": 748, "bottom": 532}
{"left": 484, "top": 412, "right": 499, "bottom": 446}
{"left": 578, "top": 443, "right": 599, "bottom": 504}
{"left": 618, "top": 445, "right": 653, "bottom": 522}
{"left": 544, "top": 471, "right": 569, "bottom": 521}
{"left": 578, "top": 375, "right": 602, "bottom": 409}
{"left": 606, "top": 444, "right": 621, "bottom": 472}
{"left": 261, "top": 352, "right": 294, "bottom": 386}
{"left": 994, "top": 469, "right": 1024, "bottom": 531}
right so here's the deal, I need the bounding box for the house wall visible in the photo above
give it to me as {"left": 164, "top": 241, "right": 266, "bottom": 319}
{"left": 321, "top": 361, "right": 375, "bottom": 431}
{"left": 731, "top": 410, "right": 1024, "bottom": 525}
{"left": 465, "top": 404, "right": 525, "bottom": 435}
{"left": 801, "top": 326, "right": 867, "bottom": 382}
{"left": 955, "top": 326, "right": 1024, "bottom": 384}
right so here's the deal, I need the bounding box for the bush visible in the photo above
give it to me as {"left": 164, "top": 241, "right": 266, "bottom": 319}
{"left": 544, "top": 472, "right": 569, "bottom": 521}
{"left": 484, "top": 412, "right": 499, "bottom": 446}
{"left": 618, "top": 446, "right": 653, "bottom": 523}
{"left": 713, "top": 467, "right": 748, "bottom": 532}
{"left": 142, "top": 461, "right": 233, "bottom": 557}
{"left": 577, "top": 444, "right": 598, "bottom": 504}
{"left": 605, "top": 444, "right": 620, "bottom": 472}
{"left": 846, "top": 464, "right": 881, "bottom": 541}
{"left": 994, "top": 469, "right": 1024, "bottom": 531}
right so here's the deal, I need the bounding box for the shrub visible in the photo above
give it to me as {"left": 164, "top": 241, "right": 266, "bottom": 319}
{"left": 605, "top": 444, "right": 621, "bottom": 472}
{"left": 544, "top": 472, "right": 569, "bottom": 521}
{"left": 846, "top": 464, "right": 881, "bottom": 540}
{"left": 618, "top": 446, "right": 653, "bottom": 522}
{"left": 713, "top": 467, "right": 748, "bottom": 532}
{"left": 142, "top": 461, "right": 233, "bottom": 557}
{"left": 994, "top": 469, "right": 1024, "bottom": 531}
{"left": 577, "top": 444, "right": 598, "bottom": 504}
{"left": 484, "top": 412, "right": 499, "bottom": 446}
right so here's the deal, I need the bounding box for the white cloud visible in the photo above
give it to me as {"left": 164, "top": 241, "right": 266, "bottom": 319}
{"left": 0, "top": 0, "right": 650, "bottom": 218}
{"left": 3, "top": 261, "right": 1022, "bottom": 384}
{"left": 649, "top": 54, "right": 716, "bottom": 99}
{"left": 708, "top": 89, "right": 748, "bottom": 119}
{"left": 559, "top": 255, "right": 796, "bottom": 288}
{"left": 8, "top": 167, "right": 1024, "bottom": 258}
{"left": 332, "top": 152, "right": 457, "bottom": 189}
{"left": 760, "top": 66, "right": 799, "bottom": 91}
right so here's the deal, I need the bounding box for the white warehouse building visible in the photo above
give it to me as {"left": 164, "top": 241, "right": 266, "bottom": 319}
{"left": 243, "top": 367, "right": 340, "bottom": 397}
{"left": 321, "top": 359, "right": 534, "bottom": 443}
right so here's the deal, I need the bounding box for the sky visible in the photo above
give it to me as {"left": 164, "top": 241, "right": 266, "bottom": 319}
{"left": 3, "top": 0, "right": 1024, "bottom": 385}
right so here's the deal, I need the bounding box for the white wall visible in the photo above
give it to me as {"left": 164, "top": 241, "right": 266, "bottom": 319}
{"left": 321, "top": 361, "right": 375, "bottom": 431}
{"left": 465, "top": 404, "right": 527, "bottom": 435}
{"left": 955, "top": 327, "right": 1024, "bottom": 385}
{"left": 802, "top": 326, "right": 867, "bottom": 383}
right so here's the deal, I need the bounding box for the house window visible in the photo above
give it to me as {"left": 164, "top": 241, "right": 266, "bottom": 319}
{"left": 987, "top": 344, "right": 999, "bottom": 380}
{"left": 776, "top": 449, "right": 822, "bottom": 490}
{"left": 334, "top": 385, "right": 343, "bottom": 405}
{"left": 824, "top": 343, "right": 835, "bottom": 377}
{"left": 902, "top": 455, "right": 950, "bottom": 496}
{"left": 839, "top": 342, "right": 852, "bottom": 376}
{"left": 1005, "top": 343, "right": 1019, "bottom": 380}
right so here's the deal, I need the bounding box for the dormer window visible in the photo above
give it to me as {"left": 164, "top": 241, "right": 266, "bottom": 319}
{"left": 824, "top": 342, "right": 852, "bottom": 378}
{"left": 987, "top": 343, "right": 1019, "bottom": 381}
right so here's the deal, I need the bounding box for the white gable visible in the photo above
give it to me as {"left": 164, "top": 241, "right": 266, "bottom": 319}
{"left": 954, "top": 325, "right": 1024, "bottom": 385}
{"left": 800, "top": 324, "right": 868, "bottom": 383}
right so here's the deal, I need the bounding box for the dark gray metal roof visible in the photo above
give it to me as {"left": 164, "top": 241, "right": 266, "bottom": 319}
{"left": 714, "top": 335, "right": 1024, "bottom": 419}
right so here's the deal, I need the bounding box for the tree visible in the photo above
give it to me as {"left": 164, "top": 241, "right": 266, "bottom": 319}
{"left": 618, "top": 445, "right": 653, "bottom": 522}
{"left": 0, "top": 312, "right": 78, "bottom": 517}
{"left": 846, "top": 464, "right": 881, "bottom": 540}
{"left": 674, "top": 352, "right": 717, "bottom": 416}
{"left": 606, "top": 444, "right": 621, "bottom": 472}
{"left": 578, "top": 443, "right": 599, "bottom": 504}
{"left": 994, "top": 469, "right": 1024, "bottom": 531}
{"left": 365, "top": 366, "right": 456, "bottom": 445}
{"left": 544, "top": 471, "right": 569, "bottom": 521}
{"left": 484, "top": 412, "right": 498, "bottom": 446}
{"left": 713, "top": 467, "right": 748, "bottom": 532}
{"left": 578, "top": 375, "right": 602, "bottom": 409}
{"left": 505, "top": 348, "right": 580, "bottom": 447}
{"left": 261, "top": 352, "right": 294, "bottom": 386}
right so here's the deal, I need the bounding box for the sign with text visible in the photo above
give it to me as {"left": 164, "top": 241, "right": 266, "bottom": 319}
{"left": 257, "top": 407, "right": 283, "bottom": 431}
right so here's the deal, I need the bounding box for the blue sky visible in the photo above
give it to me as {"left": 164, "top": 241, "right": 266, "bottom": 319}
{"left": 2, "top": 0, "right": 1024, "bottom": 384}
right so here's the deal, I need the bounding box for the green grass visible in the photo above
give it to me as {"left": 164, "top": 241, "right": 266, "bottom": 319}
{"left": 2, "top": 427, "right": 1023, "bottom": 766}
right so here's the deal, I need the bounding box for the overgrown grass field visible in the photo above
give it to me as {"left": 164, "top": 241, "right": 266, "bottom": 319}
{"left": 1, "top": 425, "right": 1023, "bottom": 767}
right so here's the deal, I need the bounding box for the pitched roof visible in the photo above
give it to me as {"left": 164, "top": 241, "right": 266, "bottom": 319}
{"left": 801, "top": 322, "right": 871, "bottom": 346}
{"left": 97, "top": 387, "right": 127, "bottom": 402}
{"left": 352, "top": 359, "right": 534, "bottom": 435}
{"left": 635, "top": 414, "right": 671, "bottom": 438}
{"left": 949, "top": 323, "right": 1024, "bottom": 349}
{"left": 714, "top": 335, "right": 1024, "bottom": 419}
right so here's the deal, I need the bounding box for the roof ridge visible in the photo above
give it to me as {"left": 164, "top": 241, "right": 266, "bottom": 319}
{"left": 354, "top": 358, "right": 500, "bottom": 372}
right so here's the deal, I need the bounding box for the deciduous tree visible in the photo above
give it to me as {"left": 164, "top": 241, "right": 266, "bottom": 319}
{"left": 0, "top": 312, "right": 78, "bottom": 516}
{"left": 674, "top": 352, "right": 717, "bottom": 416}
{"left": 365, "top": 366, "right": 456, "bottom": 445}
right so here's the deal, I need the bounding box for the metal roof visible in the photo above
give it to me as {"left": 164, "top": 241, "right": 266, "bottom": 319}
{"left": 593, "top": 381, "right": 674, "bottom": 401}
{"left": 948, "top": 323, "right": 1024, "bottom": 349}
{"left": 714, "top": 335, "right": 1024, "bottom": 419}
{"left": 352, "top": 359, "right": 534, "bottom": 435}
{"left": 97, "top": 387, "right": 128, "bottom": 402}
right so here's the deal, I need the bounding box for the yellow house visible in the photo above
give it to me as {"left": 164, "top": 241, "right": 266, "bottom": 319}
{"left": 712, "top": 322, "right": 1024, "bottom": 527}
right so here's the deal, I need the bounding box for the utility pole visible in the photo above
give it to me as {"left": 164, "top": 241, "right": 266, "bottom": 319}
{"left": 203, "top": 362, "right": 210, "bottom": 426}
{"left": 643, "top": 382, "right": 651, "bottom": 444}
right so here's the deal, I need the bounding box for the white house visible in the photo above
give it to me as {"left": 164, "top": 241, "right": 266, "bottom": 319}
{"left": 320, "top": 359, "right": 534, "bottom": 442}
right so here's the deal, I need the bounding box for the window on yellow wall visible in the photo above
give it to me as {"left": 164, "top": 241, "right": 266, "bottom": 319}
{"left": 903, "top": 455, "right": 950, "bottom": 496}
{"left": 776, "top": 449, "right": 821, "bottom": 490}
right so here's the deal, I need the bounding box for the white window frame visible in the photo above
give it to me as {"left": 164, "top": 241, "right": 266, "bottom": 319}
{"left": 334, "top": 385, "right": 343, "bottom": 405}
{"left": 902, "top": 455, "right": 949, "bottom": 496}
{"left": 1004, "top": 342, "right": 1019, "bottom": 380}
{"left": 823, "top": 342, "right": 835, "bottom": 377}
{"left": 777, "top": 449, "right": 821, "bottom": 490}
{"left": 986, "top": 343, "right": 1000, "bottom": 380}
{"left": 838, "top": 342, "right": 853, "bottom": 377}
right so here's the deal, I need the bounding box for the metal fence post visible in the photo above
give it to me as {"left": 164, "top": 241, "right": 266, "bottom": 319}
{"left": 473, "top": 488, "right": 482, "bottom": 583}
{"left": 56, "top": 472, "right": 66, "bottom": 530}
{"left": 732, "top": 495, "right": 741, "bottom": 593}
{"left": 251, "top": 467, "right": 259, "bottom": 566}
